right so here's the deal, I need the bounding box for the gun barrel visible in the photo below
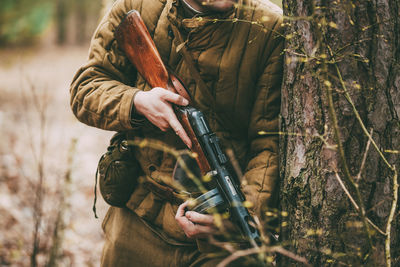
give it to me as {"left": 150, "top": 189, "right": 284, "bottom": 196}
{"left": 187, "top": 108, "right": 260, "bottom": 243}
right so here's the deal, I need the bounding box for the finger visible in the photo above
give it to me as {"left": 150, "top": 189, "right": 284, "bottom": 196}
{"left": 162, "top": 90, "right": 189, "bottom": 106}
{"left": 183, "top": 222, "right": 216, "bottom": 239}
{"left": 176, "top": 202, "right": 217, "bottom": 239}
{"left": 176, "top": 205, "right": 197, "bottom": 233}
{"left": 168, "top": 113, "right": 192, "bottom": 148}
{"left": 177, "top": 214, "right": 194, "bottom": 230}
{"left": 154, "top": 120, "right": 169, "bottom": 132}
{"left": 176, "top": 201, "right": 190, "bottom": 219}
{"left": 185, "top": 211, "right": 214, "bottom": 225}
{"left": 186, "top": 224, "right": 217, "bottom": 239}
{"left": 192, "top": 224, "right": 217, "bottom": 235}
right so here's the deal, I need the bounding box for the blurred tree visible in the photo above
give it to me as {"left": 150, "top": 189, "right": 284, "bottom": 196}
{"left": 0, "top": 0, "right": 53, "bottom": 46}
{"left": 0, "top": 0, "right": 105, "bottom": 46}
{"left": 73, "top": 0, "right": 103, "bottom": 45}
{"left": 74, "top": 0, "right": 89, "bottom": 45}
{"left": 55, "top": 0, "right": 68, "bottom": 45}
{"left": 56, "top": 0, "right": 102, "bottom": 45}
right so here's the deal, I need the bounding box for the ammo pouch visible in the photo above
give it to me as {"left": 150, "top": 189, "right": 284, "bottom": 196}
{"left": 96, "top": 132, "right": 141, "bottom": 208}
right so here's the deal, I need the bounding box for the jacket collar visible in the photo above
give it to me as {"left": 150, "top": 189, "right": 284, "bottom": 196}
{"left": 180, "top": 0, "right": 208, "bottom": 17}
{"left": 168, "top": 0, "right": 237, "bottom": 30}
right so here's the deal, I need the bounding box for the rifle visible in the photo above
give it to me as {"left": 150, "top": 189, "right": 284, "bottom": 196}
{"left": 115, "top": 10, "right": 261, "bottom": 246}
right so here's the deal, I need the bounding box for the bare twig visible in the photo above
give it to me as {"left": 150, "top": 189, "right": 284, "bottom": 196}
{"left": 46, "top": 139, "right": 77, "bottom": 267}
{"left": 20, "top": 78, "right": 50, "bottom": 267}
{"left": 216, "top": 247, "right": 261, "bottom": 267}
{"left": 326, "top": 45, "right": 395, "bottom": 172}
{"left": 385, "top": 167, "right": 398, "bottom": 267}
{"left": 192, "top": 17, "right": 285, "bottom": 38}
{"left": 356, "top": 128, "right": 374, "bottom": 182}
{"left": 273, "top": 246, "right": 311, "bottom": 266}
{"left": 216, "top": 245, "right": 311, "bottom": 267}
{"left": 217, "top": 247, "right": 261, "bottom": 267}
{"left": 258, "top": 130, "right": 337, "bottom": 151}
{"left": 334, "top": 172, "right": 386, "bottom": 236}
{"left": 323, "top": 50, "right": 374, "bottom": 254}
{"left": 326, "top": 44, "right": 398, "bottom": 266}
{"left": 225, "top": 148, "right": 243, "bottom": 181}
{"left": 127, "top": 138, "right": 209, "bottom": 195}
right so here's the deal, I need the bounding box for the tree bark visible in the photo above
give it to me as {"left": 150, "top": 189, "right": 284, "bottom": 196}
{"left": 280, "top": 0, "right": 399, "bottom": 266}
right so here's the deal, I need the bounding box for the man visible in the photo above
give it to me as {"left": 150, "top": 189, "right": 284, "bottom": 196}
{"left": 70, "top": 0, "right": 283, "bottom": 265}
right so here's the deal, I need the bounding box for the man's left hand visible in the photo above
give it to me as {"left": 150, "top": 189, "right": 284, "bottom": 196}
{"left": 175, "top": 201, "right": 217, "bottom": 239}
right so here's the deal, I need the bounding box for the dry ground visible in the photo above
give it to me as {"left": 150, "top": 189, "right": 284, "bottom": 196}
{"left": 0, "top": 45, "right": 113, "bottom": 266}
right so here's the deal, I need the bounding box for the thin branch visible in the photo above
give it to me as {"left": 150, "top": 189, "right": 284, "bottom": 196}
{"left": 193, "top": 17, "right": 285, "bottom": 38}
{"left": 366, "top": 196, "right": 392, "bottom": 213}
{"left": 334, "top": 173, "right": 359, "bottom": 211}
{"left": 322, "top": 56, "right": 374, "bottom": 253}
{"left": 384, "top": 150, "right": 400, "bottom": 154}
{"left": 334, "top": 38, "right": 372, "bottom": 55}
{"left": 385, "top": 168, "right": 398, "bottom": 267}
{"left": 326, "top": 45, "right": 395, "bottom": 172}
{"left": 216, "top": 247, "right": 261, "bottom": 267}
{"left": 273, "top": 246, "right": 311, "bottom": 267}
{"left": 216, "top": 245, "right": 310, "bottom": 267}
{"left": 127, "top": 138, "right": 209, "bottom": 195}
{"left": 356, "top": 128, "right": 374, "bottom": 182}
{"left": 334, "top": 172, "right": 386, "bottom": 236}
{"left": 225, "top": 148, "right": 244, "bottom": 181}
{"left": 326, "top": 33, "right": 398, "bottom": 267}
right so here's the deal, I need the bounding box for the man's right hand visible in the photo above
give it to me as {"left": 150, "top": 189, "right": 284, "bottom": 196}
{"left": 134, "top": 87, "right": 192, "bottom": 148}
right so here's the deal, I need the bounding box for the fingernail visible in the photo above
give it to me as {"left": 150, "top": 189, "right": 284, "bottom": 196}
{"left": 185, "top": 139, "right": 192, "bottom": 149}
{"left": 186, "top": 211, "right": 192, "bottom": 218}
{"left": 182, "top": 98, "right": 189, "bottom": 106}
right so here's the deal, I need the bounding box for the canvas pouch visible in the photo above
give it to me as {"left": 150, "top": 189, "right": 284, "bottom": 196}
{"left": 96, "top": 132, "right": 142, "bottom": 208}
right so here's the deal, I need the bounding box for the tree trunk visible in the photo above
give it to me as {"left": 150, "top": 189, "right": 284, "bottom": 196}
{"left": 55, "top": 0, "right": 68, "bottom": 45}
{"left": 280, "top": 0, "right": 399, "bottom": 266}
{"left": 74, "top": 1, "right": 88, "bottom": 45}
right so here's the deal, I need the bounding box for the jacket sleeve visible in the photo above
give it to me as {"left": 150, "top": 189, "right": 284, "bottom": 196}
{"left": 241, "top": 23, "right": 283, "bottom": 224}
{"left": 70, "top": 0, "right": 141, "bottom": 131}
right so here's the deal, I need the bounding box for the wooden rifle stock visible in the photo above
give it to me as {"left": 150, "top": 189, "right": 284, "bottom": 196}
{"left": 115, "top": 10, "right": 211, "bottom": 174}
{"left": 115, "top": 10, "right": 169, "bottom": 91}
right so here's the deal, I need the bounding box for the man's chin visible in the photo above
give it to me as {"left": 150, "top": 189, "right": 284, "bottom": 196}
{"left": 202, "top": 0, "right": 236, "bottom": 13}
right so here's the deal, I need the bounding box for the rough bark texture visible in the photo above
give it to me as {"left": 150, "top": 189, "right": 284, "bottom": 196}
{"left": 280, "top": 0, "right": 399, "bottom": 265}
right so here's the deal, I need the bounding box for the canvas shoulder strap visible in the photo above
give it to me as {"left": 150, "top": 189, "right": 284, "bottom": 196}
{"left": 169, "top": 23, "right": 218, "bottom": 110}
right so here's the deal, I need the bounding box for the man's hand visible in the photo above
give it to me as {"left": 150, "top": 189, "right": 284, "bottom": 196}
{"left": 134, "top": 87, "right": 192, "bottom": 148}
{"left": 175, "top": 201, "right": 217, "bottom": 239}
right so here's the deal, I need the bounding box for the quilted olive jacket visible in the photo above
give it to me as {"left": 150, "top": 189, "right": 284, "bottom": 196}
{"left": 70, "top": 0, "right": 283, "bottom": 242}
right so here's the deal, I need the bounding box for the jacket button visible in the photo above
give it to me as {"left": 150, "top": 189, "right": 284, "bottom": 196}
{"left": 168, "top": 28, "right": 174, "bottom": 38}
{"left": 148, "top": 165, "right": 156, "bottom": 172}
